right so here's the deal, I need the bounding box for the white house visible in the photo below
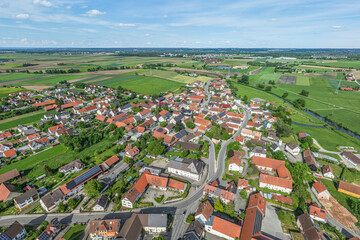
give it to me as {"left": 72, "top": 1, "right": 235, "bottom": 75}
{"left": 309, "top": 205, "right": 327, "bottom": 223}
{"left": 167, "top": 158, "right": 204, "bottom": 181}
{"left": 92, "top": 195, "right": 108, "bottom": 211}
{"left": 285, "top": 142, "right": 300, "bottom": 156}
{"left": 228, "top": 156, "right": 243, "bottom": 172}
{"left": 322, "top": 165, "right": 335, "bottom": 179}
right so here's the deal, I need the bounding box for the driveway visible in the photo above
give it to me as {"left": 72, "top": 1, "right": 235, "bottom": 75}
{"left": 262, "top": 203, "right": 289, "bottom": 240}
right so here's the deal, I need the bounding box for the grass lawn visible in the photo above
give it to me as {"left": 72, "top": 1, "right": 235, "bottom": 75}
{"left": 63, "top": 224, "right": 86, "bottom": 240}
{"left": 255, "top": 73, "right": 281, "bottom": 83}
{"left": 91, "top": 74, "right": 184, "bottom": 95}
{"left": 318, "top": 159, "right": 343, "bottom": 177}
{"left": 0, "top": 110, "right": 47, "bottom": 131}
{"left": 296, "top": 76, "right": 310, "bottom": 86}
{"left": 314, "top": 60, "right": 360, "bottom": 70}
{"left": 276, "top": 209, "right": 298, "bottom": 234}
{"left": 12, "top": 74, "right": 90, "bottom": 86}
{"left": 0, "top": 87, "right": 26, "bottom": 98}
{"left": 309, "top": 77, "right": 330, "bottom": 87}
{"left": 340, "top": 168, "right": 360, "bottom": 185}
{"left": 292, "top": 124, "right": 360, "bottom": 151}
{"left": 0, "top": 145, "right": 68, "bottom": 175}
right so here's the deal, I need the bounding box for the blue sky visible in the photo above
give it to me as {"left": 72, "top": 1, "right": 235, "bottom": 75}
{"left": 0, "top": 0, "right": 359, "bottom": 48}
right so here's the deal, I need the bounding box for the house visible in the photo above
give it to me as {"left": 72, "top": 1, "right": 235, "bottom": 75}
{"left": 249, "top": 146, "right": 266, "bottom": 158}
{"left": 342, "top": 152, "right": 360, "bottom": 166}
{"left": 252, "top": 156, "right": 293, "bottom": 194}
{"left": 203, "top": 183, "right": 234, "bottom": 204}
{"left": 240, "top": 129, "right": 262, "bottom": 140}
{"left": 270, "top": 143, "right": 280, "bottom": 152}
{"left": 59, "top": 165, "right": 103, "bottom": 197}
{"left": 59, "top": 159, "right": 84, "bottom": 175}
{"left": 303, "top": 149, "right": 318, "bottom": 171}
{"left": 240, "top": 193, "right": 266, "bottom": 240}
{"left": 101, "top": 155, "right": 120, "bottom": 170}
{"left": 0, "top": 169, "right": 20, "bottom": 184}
{"left": 205, "top": 215, "right": 242, "bottom": 240}
{"left": 125, "top": 144, "right": 140, "bottom": 158}
{"left": 122, "top": 170, "right": 186, "bottom": 208}
{"left": 119, "top": 213, "right": 167, "bottom": 239}
{"left": 322, "top": 165, "right": 335, "bottom": 179}
{"left": 48, "top": 124, "right": 64, "bottom": 134}
{"left": 0, "top": 184, "right": 21, "bottom": 202}
{"left": 167, "top": 158, "right": 204, "bottom": 181}
{"left": 285, "top": 142, "right": 300, "bottom": 156}
{"left": 0, "top": 221, "right": 27, "bottom": 240}
{"left": 92, "top": 195, "right": 109, "bottom": 211}
{"left": 195, "top": 200, "right": 214, "bottom": 225}
{"left": 238, "top": 179, "right": 250, "bottom": 191}
{"left": 296, "top": 213, "right": 323, "bottom": 240}
{"left": 235, "top": 136, "right": 244, "bottom": 144}
{"left": 0, "top": 132, "right": 12, "bottom": 141}
{"left": 40, "top": 189, "right": 64, "bottom": 212}
{"left": 228, "top": 156, "right": 243, "bottom": 172}
{"left": 3, "top": 149, "right": 17, "bottom": 159}
{"left": 337, "top": 181, "right": 360, "bottom": 198}
{"left": 312, "top": 181, "right": 330, "bottom": 200}
{"left": 177, "top": 141, "right": 202, "bottom": 151}
{"left": 36, "top": 218, "right": 61, "bottom": 240}
{"left": 309, "top": 205, "right": 327, "bottom": 223}
{"left": 14, "top": 187, "right": 39, "bottom": 210}
{"left": 0, "top": 143, "right": 11, "bottom": 153}
{"left": 89, "top": 219, "right": 120, "bottom": 240}
{"left": 182, "top": 220, "right": 204, "bottom": 240}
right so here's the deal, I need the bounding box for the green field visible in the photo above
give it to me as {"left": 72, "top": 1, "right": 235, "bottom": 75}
{"left": 141, "top": 69, "right": 211, "bottom": 83}
{"left": 0, "top": 87, "right": 26, "bottom": 98}
{"left": 10, "top": 74, "right": 90, "bottom": 86}
{"left": 309, "top": 77, "right": 331, "bottom": 87}
{"left": 296, "top": 76, "right": 310, "bottom": 86}
{"left": 0, "top": 73, "right": 44, "bottom": 83}
{"left": 0, "top": 110, "right": 47, "bottom": 130}
{"left": 90, "top": 74, "right": 184, "bottom": 94}
{"left": 314, "top": 60, "right": 360, "bottom": 70}
{"left": 255, "top": 73, "right": 281, "bottom": 83}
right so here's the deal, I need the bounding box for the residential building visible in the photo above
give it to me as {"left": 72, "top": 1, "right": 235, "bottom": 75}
{"left": 40, "top": 189, "right": 64, "bottom": 212}
{"left": 240, "top": 129, "right": 262, "bottom": 140}
{"left": 59, "top": 159, "right": 85, "bottom": 175}
{"left": 0, "top": 184, "right": 21, "bottom": 202}
{"left": 312, "top": 181, "right": 330, "bottom": 200}
{"left": 205, "top": 215, "right": 242, "bottom": 240}
{"left": 249, "top": 146, "right": 266, "bottom": 158}
{"left": 309, "top": 205, "right": 327, "bottom": 223}
{"left": 125, "top": 144, "right": 140, "bottom": 158}
{"left": 195, "top": 200, "right": 214, "bottom": 225}
{"left": 0, "top": 221, "right": 26, "bottom": 240}
{"left": 0, "top": 169, "right": 20, "bottom": 184}
{"left": 89, "top": 219, "right": 120, "bottom": 240}
{"left": 285, "top": 142, "right": 300, "bottom": 156}
{"left": 303, "top": 149, "right": 318, "bottom": 171}
{"left": 228, "top": 156, "right": 243, "bottom": 172}
{"left": 203, "top": 183, "right": 234, "bottom": 204}
{"left": 118, "top": 213, "right": 167, "bottom": 239}
{"left": 92, "top": 195, "right": 109, "bottom": 212}
{"left": 36, "top": 218, "right": 61, "bottom": 240}
{"left": 322, "top": 165, "right": 335, "bottom": 179}
{"left": 296, "top": 213, "right": 323, "bottom": 240}
{"left": 181, "top": 220, "right": 204, "bottom": 240}
{"left": 167, "top": 158, "right": 204, "bottom": 181}
{"left": 14, "top": 187, "right": 39, "bottom": 210}
{"left": 252, "top": 156, "right": 293, "bottom": 194}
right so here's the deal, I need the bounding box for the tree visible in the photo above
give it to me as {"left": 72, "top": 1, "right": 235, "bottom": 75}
{"left": 147, "top": 139, "right": 166, "bottom": 155}
{"left": 272, "top": 150, "right": 287, "bottom": 161}
{"left": 294, "top": 98, "right": 306, "bottom": 108}
{"left": 77, "top": 121, "right": 86, "bottom": 129}
{"left": 181, "top": 149, "right": 189, "bottom": 158}
{"left": 240, "top": 189, "right": 247, "bottom": 199}
{"left": 83, "top": 179, "right": 103, "bottom": 198}
{"left": 214, "top": 198, "right": 224, "bottom": 212}
{"left": 55, "top": 98, "right": 63, "bottom": 106}
{"left": 185, "top": 121, "right": 195, "bottom": 129}
{"left": 67, "top": 198, "right": 78, "bottom": 209}
{"left": 224, "top": 202, "right": 235, "bottom": 217}
{"left": 238, "top": 75, "right": 249, "bottom": 85}
{"left": 274, "top": 120, "right": 292, "bottom": 137}
{"left": 160, "top": 122, "right": 167, "bottom": 127}
{"left": 57, "top": 202, "right": 66, "bottom": 212}
{"left": 300, "top": 89, "right": 309, "bottom": 97}
{"left": 282, "top": 92, "right": 289, "bottom": 98}
{"left": 186, "top": 214, "right": 195, "bottom": 223}
{"left": 265, "top": 86, "right": 272, "bottom": 92}
{"left": 174, "top": 121, "right": 185, "bottom": 132}
{"left": 44, "top": 165, "right": 53, "bottom": 176}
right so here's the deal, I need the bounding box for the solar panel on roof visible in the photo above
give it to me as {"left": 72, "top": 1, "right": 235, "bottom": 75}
{"left": 157, "top": 128, "right": 163, "bottom": 133}
{"left": 38, "top": 232, "right": 50, "bottom": 240}
{"left": 219, "top": 112, "right": 225, "bottom": 118}
{"left": 175, "top": 130, "right": 186, "bottom": 139}
{"left": 66, "top": 166, "right": 101, "bottom": 190}
{"left": 214, "top": 188, "right": 221, "bottom": 196}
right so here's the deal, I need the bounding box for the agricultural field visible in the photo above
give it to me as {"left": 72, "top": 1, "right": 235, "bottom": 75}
{"left": 141, "top": 69, "right": 211, "bottom": 83}
{"left": 0, "top": 110, "right": 48, "bottom": 131}
{"left": 0, "top": 87, "right": 26, "bottom": 98}
{"left": 255, "top": 73, "right": 281, "bottom": 83}
{"left": 9, "top": 74, "right": 90, "bottom": 86}
{"left": 311, "top": 60, "right": 360, "bottom": 70}
{"left": 87, "top": 74, "right": 184, "bottom": 95}
{"left": 0, "top": 73, "right": 45, "bottom": 83}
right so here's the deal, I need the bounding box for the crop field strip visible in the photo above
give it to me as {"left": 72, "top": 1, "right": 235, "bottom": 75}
{"left": 277, "top": 75, "right": 297, "bottom": 85}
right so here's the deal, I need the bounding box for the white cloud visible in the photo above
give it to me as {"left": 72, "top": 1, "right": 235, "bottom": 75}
{"left": 145, "top": 42, "right": 151, "bottom": 45}
{"left": 225, "top": 40, "right": 231, "bottom": 44}
{"left": 145, "top": 33, "right": 150, "bottom": 37}
{"left": 33, "top": 0, "right": 53, "bottom": 8}
{"left": 81, "top": 5, "right": 88, "bottom": 8}
{"left": 66, "top": 6, "right": 71, "bottom": 9}
{"left": 332, "top": 25, "right": 343, "bottom": 29}
{"left": 163, "top": 15, "right": 168, "bottom": 18}
{"left": 16, "top": 14, "right": 30, "bottom": 19}
{"left": 271, "top": 18, "right": 278, "bottom": 22}
{"left": 118, "top": 23, "right": 136, "bottom": 27}
{"left": 20, "top": 38, "right": 27, "bottom": 42}
{"left": 82, "top": 9, "right": 106, "bottom": 17}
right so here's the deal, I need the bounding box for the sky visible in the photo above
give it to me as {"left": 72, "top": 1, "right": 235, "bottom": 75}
{"left": 0, "top": 0, "right": 360, "bottom": 48}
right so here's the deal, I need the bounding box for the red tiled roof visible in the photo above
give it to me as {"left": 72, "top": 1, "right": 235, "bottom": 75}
{"left": 33, "top": 99, "right": 56, "bottom": 107}
{"left": 260, "top": 174, "right": 292, "bottom": 190}
{"left": 309, "top": 205, "right": 327, "bottom": 220}
{"left": 338, "top": 181, "right": 360, "bottom": 196}
{"left": 3, "top": 149, "right": 17, "bottom": 158}
{"left": 312, "top": 181, "right": 327, "bottom": 194}
{"left": 167, "top": 178, "right": 186, "bottom": 191}
{"left": 0, "top": 169, "right": 20, "bottom": 184}
{"left": 96, "top": 115, "right": 107, "bottom": 122}
{"left": 195, "top": 200, "right": 213, "bottom": 220}
{"left": 212, "top": 216, "right": 241, "bottom": 239}
{"left": 104, "top": 155, "right": 119, "bottom": 167}
{"left": 48, "top": 124, "right": 64, "bottom": 133}
{"left": 229, "top": 156, "right": 242, "bottom": 167}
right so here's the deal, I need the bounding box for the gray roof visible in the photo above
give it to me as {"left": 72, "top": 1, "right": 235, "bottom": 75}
{"left": 168, "top": 158, "right": 204, "bottom": 175}
{"left": 14, "top": 188, "right": 38, "bottom": 204}
{"left": 40, "top": 189, "right": 64, "bottom": 208}
{"left": 147, "top": 214, "right": 167, "bottom": 228}
{"left": 94, "top": 195, "right": 108, "bottom": 208}
{"left": 251, "top": 146, "right": 266, "bottom": 154}
{"left": 0, "top": 221, "right": 25, "bottom": 239}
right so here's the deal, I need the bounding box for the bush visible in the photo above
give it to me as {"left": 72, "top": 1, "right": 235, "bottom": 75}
{"left": 186, "top": 214, "right": 195, "bottom": 223}
{"left": 240, "top": 189, "right": 247, "bottom": 199}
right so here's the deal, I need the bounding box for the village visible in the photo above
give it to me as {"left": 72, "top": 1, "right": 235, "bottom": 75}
{"left": 0, "top": 77, "right": 359, "bottom": 240}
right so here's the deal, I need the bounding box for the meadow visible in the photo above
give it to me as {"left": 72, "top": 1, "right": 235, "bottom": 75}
{"left": 0, "top": 87, "right": 26, "bottom": 98}
{"left": 90, "top": 74, "right": 184, "bottom": 95}
{"left": 0, "top": 110, "right": 48, "bottom": 130}
{"left": 141, "top": 69, "right": 211, "bottom": 83}
{"left": 0, "top": 73, "right": 45, "bottom": 83}
{"left": 10, "top": 74, "right": 90, "bottom": 86}
{"left": 313, "top": 60, "right": 360, "bottom": 70}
